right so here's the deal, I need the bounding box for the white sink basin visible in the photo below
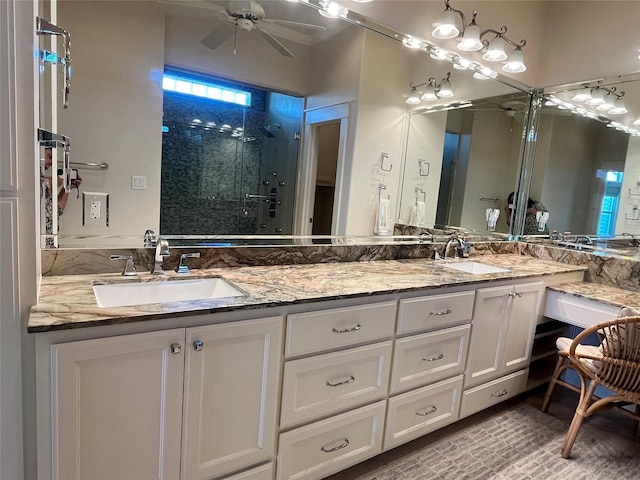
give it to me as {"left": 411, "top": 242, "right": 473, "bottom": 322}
{"left": 439, "top": 261, "right": 509, "bottom": 275}
{"left": 93, "top": 277, "right": 245, "bottom": 308}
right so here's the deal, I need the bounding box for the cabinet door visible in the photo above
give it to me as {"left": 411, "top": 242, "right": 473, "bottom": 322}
{"left": 52, "top": 329, "right": 185, "bottom": 480}
{"left": 501, "top": 282, "right": 544, "bottom": 375}
{"left": 464, "top": 285, "right": 509, "bottom": 389}
{"left": 182, "top": 316, "right": 283, "bottom": 480}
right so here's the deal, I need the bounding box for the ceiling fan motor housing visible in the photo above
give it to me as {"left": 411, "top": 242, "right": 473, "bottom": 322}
{"left": 227, "top": 1, "right": 265, "bottom": 22}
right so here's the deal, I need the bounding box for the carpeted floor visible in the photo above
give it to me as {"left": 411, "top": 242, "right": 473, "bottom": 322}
{"left": 339, "top": 404, "right": 640, "bottom": 480}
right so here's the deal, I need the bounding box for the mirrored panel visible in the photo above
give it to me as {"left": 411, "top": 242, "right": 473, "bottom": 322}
{"left": 397, "top": 90, "right": 530, "bottom": 236}
{"left": 527, "top": 73, "right": 640, "bottom": 239}
{"left": 43, "top": 0, "right": 532, "bottom": 247}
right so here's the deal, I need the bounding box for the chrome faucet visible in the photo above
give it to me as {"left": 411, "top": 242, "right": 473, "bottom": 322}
{"left": 176, "top": 253, "right": 200, "bottom": 275}
{"left": 152, "top": 238, "right": 170, "bottom": 275}
{"left": 444, "top": 236, "right": 461, "bottom": 259}
{"left": 574, "top": 235, "right": 593, "bottom": 249}
{"left": 110, "top": 255, "right": 137, "bottom": 276}
{"left": 621, "top": 232, "right": 640, "bottom": 247}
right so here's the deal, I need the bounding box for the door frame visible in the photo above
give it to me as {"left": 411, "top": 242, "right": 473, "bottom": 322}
{"left": 293, "top": 102, "right": 350, "bottom": 236}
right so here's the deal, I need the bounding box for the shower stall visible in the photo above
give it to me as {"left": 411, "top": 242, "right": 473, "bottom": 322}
{"left": 160, "top": 74, "right": 303, "bottom": 237}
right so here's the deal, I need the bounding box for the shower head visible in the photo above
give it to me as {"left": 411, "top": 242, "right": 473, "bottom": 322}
{"left": 261, "top": 123, "right": 281, "bottom": 137}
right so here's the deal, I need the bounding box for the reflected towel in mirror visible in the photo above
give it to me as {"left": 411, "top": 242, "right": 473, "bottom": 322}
{"left": 409, "top": 201, "right": 426, "bottom": 226}
{"left": 375, "top": 198, "right": 391, "bottom": 235}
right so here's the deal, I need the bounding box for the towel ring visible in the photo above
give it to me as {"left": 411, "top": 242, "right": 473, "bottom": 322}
{"left": 418, "top": 159, "right": 430, "bottom": 177}
{"left": 378, "top": 183, "right": 389, "bottom": 202}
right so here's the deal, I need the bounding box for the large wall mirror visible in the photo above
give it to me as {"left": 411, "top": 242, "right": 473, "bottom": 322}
{"left": 40, "top": 0, "right": 533, "bottom": 248}
{"left": 526, "top": 73, "right": 640, "bottom": 239}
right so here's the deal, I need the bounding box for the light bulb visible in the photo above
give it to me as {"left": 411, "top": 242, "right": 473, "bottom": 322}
{"left": 482, "top": 36, "right": 507, "bottom": 61}
{"left": 432, "top": 8, "right": 459, "bottom": 39}
{"left": 457, "top": 22, "right": 482, "bottom": 51}
{"left": 402, "top": 36, "right": 423, "bottom": 49}
{"left": 502, "top": 48, "right": 526, "bottom": 73}
{"left": 406, "top": 87, "right": 421, "bottom": 104}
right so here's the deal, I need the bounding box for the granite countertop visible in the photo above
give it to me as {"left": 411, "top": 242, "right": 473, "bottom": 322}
{"left": 29, "top": 254, "right": 587, "bottom": 333}
{"left": 547, "top": 282, "right": 640, "bottom": 311}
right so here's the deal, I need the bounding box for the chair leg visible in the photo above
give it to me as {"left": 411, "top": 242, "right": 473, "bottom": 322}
{"left": 561, "top": 379, "right": 598, "bottom": 459}
{"left": 541, "top": 355, "right": 566, "bottom": 413}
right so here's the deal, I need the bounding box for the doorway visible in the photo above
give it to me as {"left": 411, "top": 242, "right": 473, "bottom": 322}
{"left": 311, "top": 122, "right": 339, "bottom": 235}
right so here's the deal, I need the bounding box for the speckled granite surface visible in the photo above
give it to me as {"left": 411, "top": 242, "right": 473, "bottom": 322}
{"left": 29, "top": 254, "right": 585, "bottom": 333}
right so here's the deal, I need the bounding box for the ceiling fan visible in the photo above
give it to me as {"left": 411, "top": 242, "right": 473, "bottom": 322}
{"left": 198, "top": 0, "right": 328, "bottom": 58}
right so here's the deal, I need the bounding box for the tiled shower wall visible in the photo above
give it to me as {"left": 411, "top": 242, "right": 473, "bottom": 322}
{"left": 160, "top": 78, "right": 302, "bottom": 237}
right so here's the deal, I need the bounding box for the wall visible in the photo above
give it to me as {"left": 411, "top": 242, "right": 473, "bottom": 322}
{"left": 344, "top": 29, "right": 411, "bottom": 235}
{"left": 459, "top": 110, "right": 522, "bottom": 231}
{"left": 57, "top": 1, "right": 165, "bottom": 245}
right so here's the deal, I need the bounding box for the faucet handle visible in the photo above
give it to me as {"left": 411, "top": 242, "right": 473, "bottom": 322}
{"left": 177, "top": 253, "right": 200, "bottom": 275}
{"left": 144, "top": 229, "right": 157, "bottom": 247}
{"left": 110, "top": 255, "right": 137, "bottom": 276}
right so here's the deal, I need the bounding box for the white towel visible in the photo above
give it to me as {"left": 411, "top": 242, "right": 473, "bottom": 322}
{"left": 375, "top": 198, "right": 391, "bottom": 235}
{"left": 415, "top": 201, "right": 426, "bottom": 226}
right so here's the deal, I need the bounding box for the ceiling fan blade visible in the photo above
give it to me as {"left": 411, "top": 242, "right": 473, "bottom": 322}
{"left": 263, "top": 18, "right": 327, "bottom": 31}
{"left": 201, "top": 27, "right": 234, "bottom": 49}
{"left": 254, "top": 28, "right": 294, "bottom": 57}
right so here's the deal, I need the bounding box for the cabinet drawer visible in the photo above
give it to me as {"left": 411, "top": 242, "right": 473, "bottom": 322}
{"left": 390, "top": 325, "right": 470, "bottom": 394}
{"left": 398, "top": 291, "right": 475, "bottom": 335}
{"left": 281, "top": 342, "right": 392, "bottom": 428}
{"left": 223, "top": 463, "right": 273, "bottom": 480}
{"left": 277, "top": 401, "right": 386, "bottom": 480}
{"left": 285, "top": 302, "right": 397, "bottom": 357}
{"left": 459, "top": 369, "right": 528, "bottom": 419}
{"left": 543, "top": 291, "right": 619, "bottom": 329}
{"left": 385, "top": 375, "right": 463, "bottom": 450}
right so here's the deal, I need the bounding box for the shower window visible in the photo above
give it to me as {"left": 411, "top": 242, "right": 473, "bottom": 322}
{"left": 160, "top": 69, "right": 303, "bottom": 237}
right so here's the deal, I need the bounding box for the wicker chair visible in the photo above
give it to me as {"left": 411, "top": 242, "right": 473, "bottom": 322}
{"left": 541, "top": 315, "right": 640, "bottom": 458}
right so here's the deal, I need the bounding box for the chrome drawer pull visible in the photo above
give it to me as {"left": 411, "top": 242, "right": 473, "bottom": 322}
{"left": 429, "top": 309, "right": 452, "bottom": 316}
{"left": 332, "top": 324, "right": 362, "bottom": 333}
{"left": 416, "top": 405, "right": 437, "bottom": 416}
{"left": 491, "top": 389, "right": 509, "bottom": 398}
{"left": 422, "top": 353, "right": 444, "bottom": 362}
{"left": 321, "top": 438, "right": 350, "bottom": 453}
{"left": 326, "top": 375, "right": 356, "bottom": 387}
{"left": 508, "top": 291, "right": 523, "bottom": 298}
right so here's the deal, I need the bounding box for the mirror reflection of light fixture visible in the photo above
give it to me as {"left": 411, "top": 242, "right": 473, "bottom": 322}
{"left": 405, "top": 72, "right": 454, "bottom": 104}
{"left": 431, "top": 0, "right": 528, "bottom": 73}
{"left": 318, "top": 0, "right": 348, "bottom": 18}
{"left": 585, "top": 88, "right": 605, "bottom": 105}
{"left": 402, "top": 36, "right": 424, "bottom": 49}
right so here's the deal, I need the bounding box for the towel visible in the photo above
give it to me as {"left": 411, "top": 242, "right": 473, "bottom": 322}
{"left": 415, "top": 201, "right": 426, "bottom": 226}
{"left": 375, "top": 198, "right": 391, "bottom": 235}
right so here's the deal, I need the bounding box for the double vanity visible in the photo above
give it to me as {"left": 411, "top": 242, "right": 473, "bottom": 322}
{"left": 34, "top": 245, "right": 640, "bottom": 480}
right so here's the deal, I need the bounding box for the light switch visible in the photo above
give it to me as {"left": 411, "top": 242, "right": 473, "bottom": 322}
{"left": 132, "top": 176, "right": 147, "bottom": 190}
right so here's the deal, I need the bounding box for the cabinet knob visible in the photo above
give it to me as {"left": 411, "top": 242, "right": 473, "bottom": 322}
{"left": 170, "top": 343, "right": 182, "bottom": 354}
{"left": 508, "top": 291, "right": 523, "bottom": 298}
{"left": 193, "top": 340, "right": 204, "bottom": 351}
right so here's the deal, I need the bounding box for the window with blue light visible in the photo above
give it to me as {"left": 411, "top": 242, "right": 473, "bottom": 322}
{"left": 162, "top": 74, "right": 251, "bottom": 107}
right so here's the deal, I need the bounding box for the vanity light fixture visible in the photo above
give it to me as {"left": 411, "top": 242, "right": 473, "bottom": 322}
{"left": 574, "top": 85, "right": 628, "bottom": 115}
{"left": 405, "top": 72, "right": 454, "bottom": 104}
{"left": 431, "top": 0, "right": 528, "bottom": 73}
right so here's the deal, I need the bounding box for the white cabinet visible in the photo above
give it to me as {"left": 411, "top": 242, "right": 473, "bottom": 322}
{"left": 464, "top": 282, "right": 544, "bottom": 389}
{"left": 50, "top": 316, "right": 283, "bottom": 480}
{"left": 52, "top": 329, "right": 185, "bottom": 480}
{"left": 182, "top": 317, "right": 283, "bottom": 480}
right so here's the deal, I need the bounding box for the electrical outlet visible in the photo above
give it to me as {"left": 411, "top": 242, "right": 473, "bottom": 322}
{"left": 83, "top": 192, "right": 109, "bottom": 227}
